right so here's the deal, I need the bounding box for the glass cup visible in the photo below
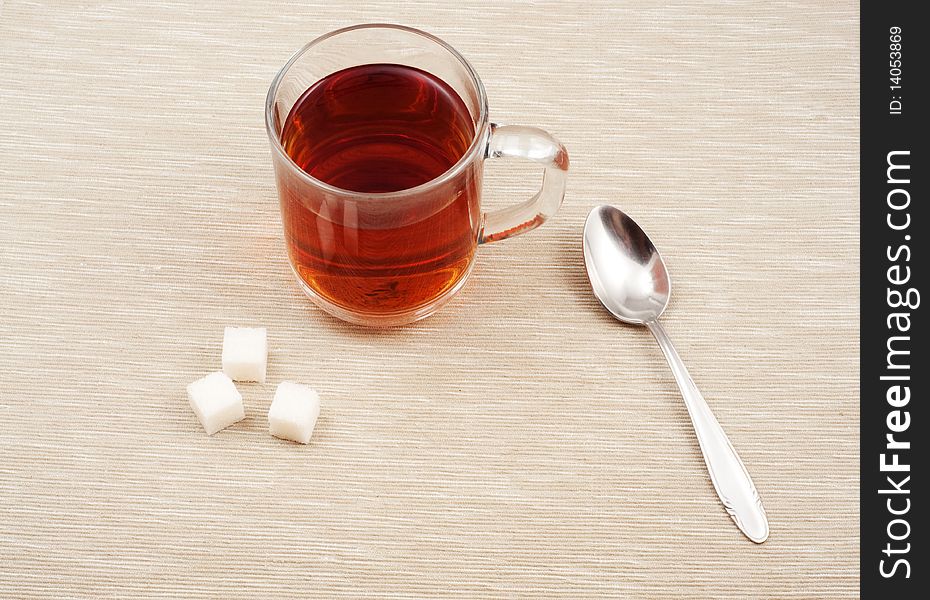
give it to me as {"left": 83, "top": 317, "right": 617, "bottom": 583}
{"left": 265, "top": 24, "right": 568, "bottom": 326}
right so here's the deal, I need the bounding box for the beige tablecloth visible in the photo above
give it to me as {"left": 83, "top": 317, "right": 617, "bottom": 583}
{"left": 0, "top": 1, "right": 859, "bottom": 597}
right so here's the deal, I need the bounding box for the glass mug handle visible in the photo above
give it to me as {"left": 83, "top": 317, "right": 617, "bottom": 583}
{"left": 480, "top": 123, "right": 570, "bottom": 244}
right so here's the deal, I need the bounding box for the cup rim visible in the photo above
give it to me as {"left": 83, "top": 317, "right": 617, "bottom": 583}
{"left": 264, "top": 23, "right": 490, "bottom": 200}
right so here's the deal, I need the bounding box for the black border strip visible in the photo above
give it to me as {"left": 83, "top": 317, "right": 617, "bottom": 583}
{"left": 861, "top": 2, "right": 924, "bottom": 595}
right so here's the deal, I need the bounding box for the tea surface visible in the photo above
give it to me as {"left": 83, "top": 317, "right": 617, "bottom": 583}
{"left": 281, "top": 63, "right": 474, "bottom": 193}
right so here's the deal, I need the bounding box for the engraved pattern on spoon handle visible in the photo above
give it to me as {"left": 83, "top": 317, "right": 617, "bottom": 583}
{"left": 646, "top": 320, "right": 769, "bottom": 543}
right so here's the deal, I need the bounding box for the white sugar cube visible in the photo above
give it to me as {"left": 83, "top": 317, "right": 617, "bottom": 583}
{"left": 187, "top": 371, "right": 245, "bottom": 435}
{"left": 222, "top": 327, "right": 267, "bottom": 383}
{"left": 268, "top": 382, "right": 321, "bottom": 444}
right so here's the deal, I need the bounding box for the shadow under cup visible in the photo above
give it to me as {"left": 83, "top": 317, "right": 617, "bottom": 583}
{"left": 265, "top": 24, "right": 568, "bottom": 326}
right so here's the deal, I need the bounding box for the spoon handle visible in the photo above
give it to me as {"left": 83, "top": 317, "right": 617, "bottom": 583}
{"left": 646, "top": 320, "right": 769, "bottom": 543}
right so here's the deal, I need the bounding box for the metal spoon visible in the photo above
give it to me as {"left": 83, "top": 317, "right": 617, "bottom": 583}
{"left": 582, "top": 205, "right": 769, "bottom": 543}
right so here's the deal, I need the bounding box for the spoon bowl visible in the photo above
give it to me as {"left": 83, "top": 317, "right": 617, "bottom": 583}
{"left": 583, "top": 205, "right": 670, "bottom": 324}
{"left": 582, "top": 204, "right": 769, "bottom": 544}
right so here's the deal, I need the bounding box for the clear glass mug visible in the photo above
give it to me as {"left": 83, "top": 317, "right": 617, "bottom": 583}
{"left": 265, "top": 24, "right": 568, "bottom": 326}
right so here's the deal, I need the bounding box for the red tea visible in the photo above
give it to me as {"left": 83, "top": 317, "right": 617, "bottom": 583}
{"left": 277, "top": 63, "right": 481, "bottom": 315}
